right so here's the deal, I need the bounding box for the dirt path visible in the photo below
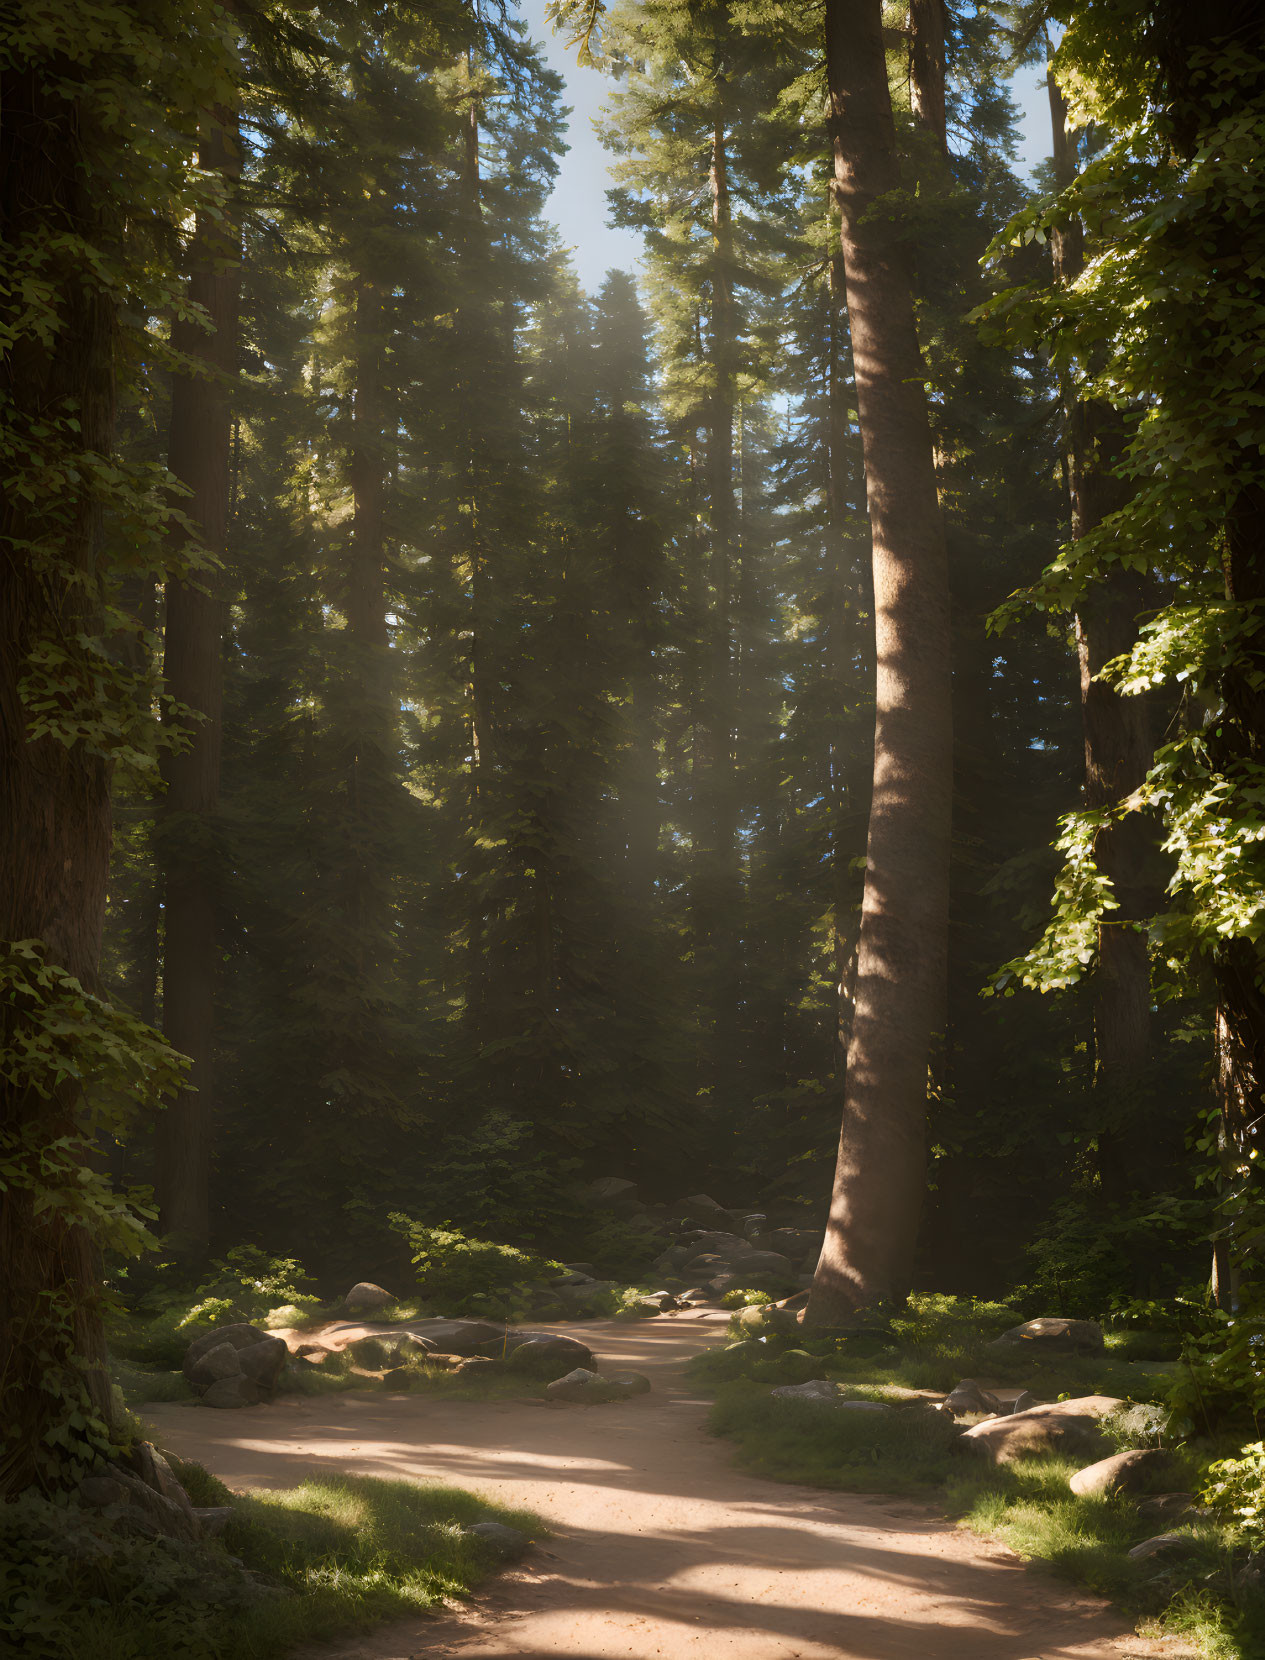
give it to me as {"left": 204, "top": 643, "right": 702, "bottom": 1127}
{"left": 146, "top": 1315, "right": 1187, "bottom": 1660}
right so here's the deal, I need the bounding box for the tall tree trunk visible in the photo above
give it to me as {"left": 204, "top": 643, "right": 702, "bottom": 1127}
{"left": 0, "top": 53, "right": 122, "bottom": 1490}
{"left": 156, "top": 99, "right": 241, "bottom": 1255}
{"left": 698, "top": 110, "right": 743, "bottom": 1100}
{"left": 1048, "top": 61, "right": 1157, "bottom": 1202}
{"left": 908, "top": 0, "right": 947, "bottom": 149}
{"left": 807, "top": 0, "right": 953, "bottom": 1321}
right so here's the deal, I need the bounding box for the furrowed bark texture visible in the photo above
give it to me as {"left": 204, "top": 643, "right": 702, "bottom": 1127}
{"left": 157, "top": 105, "right": 241, "bottom": 1252}
{"left": 0, "top": 57, "right": 118, "bottom": 1491}
{"left": 808, "top": 0, "right": 952, "bottom": 1321}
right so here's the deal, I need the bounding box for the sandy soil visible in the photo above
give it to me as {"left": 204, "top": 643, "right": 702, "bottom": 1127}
{"left": 145, "top": 1315, "right": 1192, "bottom": 1660}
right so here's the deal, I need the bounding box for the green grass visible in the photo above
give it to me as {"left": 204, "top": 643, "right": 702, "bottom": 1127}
{"left": 694, "top": 1327, "right": 1265, "bottom": 1658}
{"left": 5, "top": 1467, "right": 544, "bottom": 1660}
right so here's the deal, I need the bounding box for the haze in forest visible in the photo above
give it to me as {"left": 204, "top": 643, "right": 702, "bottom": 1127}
{"left": 3, "top": 2, "right": 1265, "bottom": 1656}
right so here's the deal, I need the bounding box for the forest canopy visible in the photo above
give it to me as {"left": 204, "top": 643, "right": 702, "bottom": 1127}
{"left": 3, "top": 6, "right": 1265, "bottom": 1645}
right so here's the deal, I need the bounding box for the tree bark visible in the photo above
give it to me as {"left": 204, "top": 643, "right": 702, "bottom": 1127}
{"left": 156, "top": 99, "right": 242, "bottom": 1255}
{"left": 807, "top": 0, "right": 953, "bottom": 1320}
{"left": 697, "top": 110, "right": 743, "bottom": 1100}
{"left": 0, "top": 54, "right": 121, "bottom": 1490}
{"left": 908, "top": 0, "right": 947, "bottom": 149}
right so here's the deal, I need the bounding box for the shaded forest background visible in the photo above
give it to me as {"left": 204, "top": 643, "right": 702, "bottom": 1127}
{"left": 89, "top": 0, "right": 1205, "bottom": 1298}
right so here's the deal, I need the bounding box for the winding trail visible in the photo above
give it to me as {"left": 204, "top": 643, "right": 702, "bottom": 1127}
{"left": 146, "top": 1315, "right": 1189, "bottom": 1660}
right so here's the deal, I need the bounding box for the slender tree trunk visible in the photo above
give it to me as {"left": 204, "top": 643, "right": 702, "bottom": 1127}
{"left": 1048, "top": 61, "right": 1157, "bottom": 1201}
{"left": 908, "top": 0, "right": 947, "bottom": 149}
{"left": 1, "top": 55, "right": 123, "bottom": 1490}
{"left": 807, "top": 0, "right": 952, "bottom": 1321}
{"left": 698, "top": 111, "right": 743, "bottom": 1100}
{"left": 156, "top": 98, "right": 241, "bottom": 1255}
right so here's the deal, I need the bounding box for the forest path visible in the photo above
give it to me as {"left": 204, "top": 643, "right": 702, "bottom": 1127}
{"left": 146, "top": 1315, "right": 1186, "bottom": 1660}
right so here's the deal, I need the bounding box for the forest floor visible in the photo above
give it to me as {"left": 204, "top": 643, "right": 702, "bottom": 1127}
{"left": 145, "top": 1314, "right": 1197, "bottom": 1660}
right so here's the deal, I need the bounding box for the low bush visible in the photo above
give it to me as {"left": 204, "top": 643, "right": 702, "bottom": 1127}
{"left": 388, "top": 1214, "right": 564, "bottom": 1320}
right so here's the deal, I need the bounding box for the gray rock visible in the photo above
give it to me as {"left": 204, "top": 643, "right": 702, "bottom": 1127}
{"left": 79, "top": 1475, "right": 129, "bottom": 1507}
{"left": 104, "top": 1466, "right": 201, "bottom": 1541}
{"left": 183, "top": 1322, "right": 269, "bottom": 1372}
{"left": 741, "top": 1214, "right": 768, "bottom": 1239}
{"left": 406, "top": 1318, "right": 508, "bottom": 1355}
{"left": 186, "top": 1341, "right": 245, "bottom": 1389}
{"left": 545, "top": 1367, "right": 646, "bottom": 1403}
{"left": 962, "top": 1395, "right": 1122, "bottom": 1464}
{"left": 771, "top": 1379, "right": 840, "bottom": 1404}
{"left": 194, "top": 1506, "right": 235, "bottom": 1535}
{"left": 201, "top": 1375, "right": 262, "bottom": 1409}
{"left": 1009, "top": 1390, "right": 1038, "bottom": 1414}
{"left": 736, "top": 1303, "right": 801, "bottom": 1337}
{"left": 236, "top": 1336, "right": 288, "bottom": 1393}
{"left": 619, "top": 1298, "right": 666, "bottom": 1319}
{"left": 1070, "top": 1448, "right": 1173, "bottom": 1498}
{"left": 729, "top": 1250, "right": 794, "bottom": 1277}
{"left": 1138, "top": 1492, "right": 1204, "bottom": 1525}
{"left": 987, "top": 1317, "right": 1105, "bottom": 1357}
{"left": 133, "top": 1443, "right": 198, "bottom": 1528}
{"left": 507, "top": 1337, "right": 594, "bottom": 1376}
{"left": 604, "top": 1371, "right": 651, "bottom": 1398}
{"left": 1127, "top": 1531, "right": 1197, "bottom": 1563}
{"left": 546, "top": 1367, "right": 607, "bottom": 1402}
{"left": 682, "top": 1231, "right": 753, "bottom": 1258}
{"left": 464, "top": 1521, "right": 531, "bottom": 1557}
{"left": 942, "top": 1378, "right": 1001, "bottom": 1418}
{"left": 342, "top": 1282, "right": 396, "bottom": 1314}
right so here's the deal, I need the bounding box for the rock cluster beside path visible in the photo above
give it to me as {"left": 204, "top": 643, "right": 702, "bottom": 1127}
{"left": 183, "top": 1322, "right": 288, "bottom": 1408}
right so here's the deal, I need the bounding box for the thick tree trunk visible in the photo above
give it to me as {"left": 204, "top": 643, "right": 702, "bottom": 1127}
{"left": 0, "top": 57, "right": 121, "bottom": 1490}
{"left": 157, "top": 102, "right": 241, "bottom": 1254}
{"left": 807, "top": 0, "right": 953, "bottom": 1320}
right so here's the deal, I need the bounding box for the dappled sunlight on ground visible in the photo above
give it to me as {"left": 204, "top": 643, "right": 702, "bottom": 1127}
{"left": 145, "top": 1317, "right": 1185, "bottom": 1660}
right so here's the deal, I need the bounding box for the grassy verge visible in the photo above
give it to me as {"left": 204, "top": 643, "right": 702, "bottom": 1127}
{"left": 693, "top": 1328, "right": 1263, "bottom": 1660}
{"left": 5, "top": 1464, "right": 543, "bottom": 1660}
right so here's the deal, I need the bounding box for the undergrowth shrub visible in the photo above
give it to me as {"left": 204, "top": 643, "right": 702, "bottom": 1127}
{"left": 1, "top": 1470, "right": 543, "bottom": 1660}
{"left": 388, "top": 1215, "right": 563, "bottom": 1319}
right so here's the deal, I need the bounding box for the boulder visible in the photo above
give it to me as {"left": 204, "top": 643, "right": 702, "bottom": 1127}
{"left": 962, "top": 1396, "right": 1122, "bottom": 1464}
{"left": 604, "top": 1371, "right": 651, "bottom": 1398}
{"left": 682, "top": 1231, "right": 753, "bottom": 1258}
{"left": 545, "top": 1367, "right": 647, "bottom": 1403}
{"left": 942, "top": 1378, "right": 1002, "bottom": 1419}
{"left": 736, "top": 1303, "right": 801, "bottom": 1337}
{"left": 133, "top": 1443, "right": 198, "bottom": 1528}
{"left": 1138, "top": 1492, "right": 1204, "bottom": 1525}
{"left": 186, "top": 1341, "right": 245, "bottom": 1390}
{"left": 987, "top": 1317, "right": 1105, "bottom": 1357}
{"left": 729, "top": 1250, "right": 794, "bottom": 1278}
{"left": 82, "top": 1465, "right": 201, "bottom": 1541}
{"left": 194, "top": 1506, "right": 235, "bottom": 1535}
{"left": 1070, "top": 1448, "right": 1172, "bottom": 1499}
{"left": 341, "top": 1282, "right": 396, "bottom": 1314}
{"left": 464, "top": 1521, "right": 531, "bottom": 1558}
{"left": 620, "top": 1298, "right": 666, "bottom": 1320}
{"left": 236, "top": 1336, "right": 288, "bottom": 1392}
{"left": 1127, "top": 1531, "right": 1197, "bottom": 1563}
{"left": 771, "top": 1379, "right": 839, "bottom": 1404}
{"left": 507, "top": 1337, "right": 594, "bottom": 1376}
{"left": 640, "top": 1290, "right": 680, "bottom": 1311}
{"left": 183, "top": 1322, "right": 263, "bottom": 1378}
{"left": 406, "top": 1318, "right": 508, "bottom": 1355}
{"left": 1009, "top": 1390, "right": 1038, "bottom": 1415}
{"left": 741, "top": 1214, "right": 768, "bottom": 1239}
{"left": 682, "top": 1253, "right": 730, "bottom": 1276}
{"left": 201, "top": 1375, "right": 262, "bottom": 1409}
